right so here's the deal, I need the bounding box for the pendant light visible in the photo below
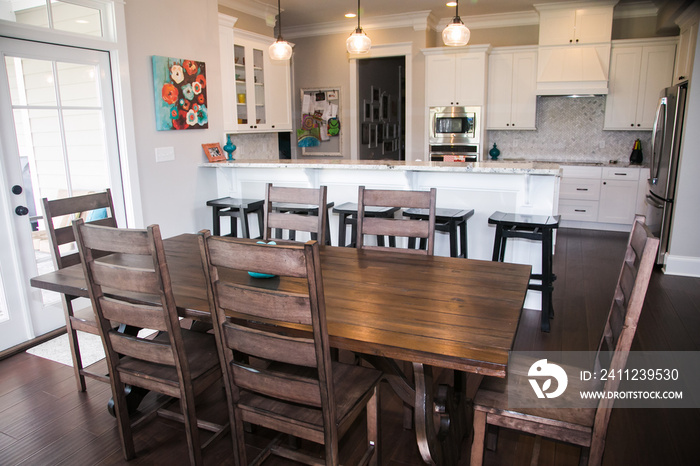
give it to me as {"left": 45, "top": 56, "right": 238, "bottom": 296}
{"left": 442, "top": 0, "right": 470, "bottom": 46}
{"left": 269, "top": 0, "right": 293, "bottom": 60}
{"left": 346, "top": 0, "right": 371, "bottom": 54}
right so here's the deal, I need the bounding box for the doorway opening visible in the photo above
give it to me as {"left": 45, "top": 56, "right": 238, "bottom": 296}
{"left": 358, "top": 57, "right": 405, "bottom": 160}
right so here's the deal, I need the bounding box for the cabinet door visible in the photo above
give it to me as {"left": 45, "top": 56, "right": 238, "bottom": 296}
{"left": 636, "top": 44, "right": 676, "bottom": 129}
{"left": 603, "top": 46, "right": 642, "bottom": 130}
{"left": 265, "top": 55, "right": 292, "bottom": 130}
{"left": 426, "top": 54, "right": 456, "bottom": 107}
{"left": 539, "top": 9, "right": 576, "bottom": 45}
{"left": 574, "top": 7, "right": 614, "bottom": 44}
{"left": 598, "top": 180, "right": 638, "bottom": 224}
{"left": 455, "top": 53, "right": 486, "bottom": 106}
{"left": 486, "top": 53, "right": 514, "bottom": 129}
{"left": 674, "top": 21, "right": 697, "bottom": 83}
{"left": 510, "top": 51, "right": 537, "bottom": 129}
{"left": 219, "top": 24, "right": 237, "bottom": 130}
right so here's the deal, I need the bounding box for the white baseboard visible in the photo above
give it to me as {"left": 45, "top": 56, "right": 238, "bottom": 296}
{"left": 664, "top": 254, "right": 700, "bottom": 277}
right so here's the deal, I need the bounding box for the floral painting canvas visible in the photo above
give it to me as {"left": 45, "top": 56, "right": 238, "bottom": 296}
{"left": 152, "top": 55, "right": 208, "bottom": 131}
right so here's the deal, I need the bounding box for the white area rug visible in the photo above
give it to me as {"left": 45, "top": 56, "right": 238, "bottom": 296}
{"left": 26, "top": 331, "right": 106, "bottom": 367}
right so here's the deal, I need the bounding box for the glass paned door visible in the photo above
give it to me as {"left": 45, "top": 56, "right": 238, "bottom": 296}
{"left": 0, "top": 37, "right": 124, "bottom": 351}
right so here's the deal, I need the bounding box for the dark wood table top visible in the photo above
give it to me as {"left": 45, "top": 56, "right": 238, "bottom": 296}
{"left": 31, "top": 234, "right": 530, "bottom": 378}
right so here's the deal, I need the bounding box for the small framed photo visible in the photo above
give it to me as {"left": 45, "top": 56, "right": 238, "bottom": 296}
{"left": 381, "top": 93, "right": 389, "bottom": 120}
{"left": 202, "top": 143, "right": 226, "bottom": 162}
{"left": 368, "top": 124, "right": 377, "bottom": 148}
{"left": 327, "top": 89, "right": 338, "bottom": 100}
{"left": 361, "top": 123, "right": 370, "bottom": 145}
{"left": 364, "top": 99, "right": 371, "bottom": 122}
{"left": 371, "top": 86, "right": 380, "bottom": 103}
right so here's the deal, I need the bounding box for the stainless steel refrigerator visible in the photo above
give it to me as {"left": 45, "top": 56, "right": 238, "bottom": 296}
{"left": 646, "top": 81, "right": 688, "bottom": 264}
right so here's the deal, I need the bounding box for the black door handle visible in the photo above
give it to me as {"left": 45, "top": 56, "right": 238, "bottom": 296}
{"left": 12, "top": 185, "right": 23, "bottom": 195}
{"left": 15, "top": 206, "right": 29, "bottom": 216}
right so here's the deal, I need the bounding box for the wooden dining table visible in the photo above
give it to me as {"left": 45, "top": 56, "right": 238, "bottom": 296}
{"left": 30, "top": 233, "right": 530, "bottom": 465}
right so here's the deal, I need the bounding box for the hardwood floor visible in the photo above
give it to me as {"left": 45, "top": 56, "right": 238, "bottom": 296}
{"left": 1, "top": 228, "right": 698, "bottom": 465}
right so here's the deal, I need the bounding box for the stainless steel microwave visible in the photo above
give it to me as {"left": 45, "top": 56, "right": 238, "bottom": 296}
{"left": 429, "top": 106, "right": 481, "bottom": 145}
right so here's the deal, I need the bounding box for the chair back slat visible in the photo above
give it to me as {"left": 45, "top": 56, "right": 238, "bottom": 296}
{"left": 357, "top": 186, "right": 437, "bottom": 255}
{"left": 108, "top": 331, "right": 175, "bottom": 366}
{"left": 223, "top": 322, "right": 318, "bottom": 367}
{"left": 42, "top": 190, "right": 116, "bottom": 270}
{"left": 100, "top": 298, "right": 169, "bottom": 332}
{"left": 263, "top": 184, "right": 328, "bottom": 243}
{"left": 79, "top": 225, "right": 152, "bottom": 255}
{"left": 231, "top": 363, "right": 322, "bottom": 407}
{"left": 207, "top": 238, "right": 308, "bottom": 278}
{"left": 90, "top": 261, "right": 161, "bottom": 295}
{"left": 216, "top": 282, "right": 312, "bottom": 325}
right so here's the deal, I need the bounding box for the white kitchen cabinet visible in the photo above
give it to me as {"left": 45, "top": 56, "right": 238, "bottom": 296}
{"left": 537, "top": 3, "right": 614, "bottom": 45}
{"left": 423, "top": 46, "right": 489, "bottom": 107}
{"left": 674, "top": 5, "right": 699, "bottom": 83}
{"left": 559, "top": 165, "right": 647, "bottom": 229}
{"left": 486, "top": 47, "right": 537, "bottom": 130}
{"left": 219, "top": 16, "right": 292, "bottom": 133}
{"left": 604, "top": 39, "right": 676, "bottom": 131}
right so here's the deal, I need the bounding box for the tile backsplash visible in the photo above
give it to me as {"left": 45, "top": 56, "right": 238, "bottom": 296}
{"left": 486, "top": 96, "right": 652, "bottom": 165}
{"left": 224, "top": 132, "right": 279, "bottom": 159}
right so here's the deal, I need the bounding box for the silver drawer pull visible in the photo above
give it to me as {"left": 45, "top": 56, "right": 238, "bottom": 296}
{"left": 574, "top": 209, "right": 587, "bottom": 212}
{"left": 614, "top": 172, "right": 627, "bottom": 176}
{"left": 576, "top": 188, "right": 589, "bottom": 191}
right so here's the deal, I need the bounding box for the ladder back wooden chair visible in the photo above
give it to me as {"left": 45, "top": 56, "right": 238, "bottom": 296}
{"left": 356, "top": 186, "right": 437, "bottom": 255}
{"left": 72, "top": 220, "right": 227, "bottom": 466}
{"left": 198, "top": 234, "right": 383, "bottom": 465}
{"left": 471, "top": 216, "right": 659, "bottom": 466}
{"left": 263, "top": 183, "right": 331, "bottom": 245}
{"left": 41, "top": 189, "right": 116, "bottom": 391}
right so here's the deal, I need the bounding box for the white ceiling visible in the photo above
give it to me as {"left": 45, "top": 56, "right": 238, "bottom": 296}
{"left": 234, "top": 0, "right": 649, "bottom": 29}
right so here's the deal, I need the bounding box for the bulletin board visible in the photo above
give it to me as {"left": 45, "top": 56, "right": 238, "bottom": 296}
{"left": 298, "top": 87, "right": 342, "bottom": 156}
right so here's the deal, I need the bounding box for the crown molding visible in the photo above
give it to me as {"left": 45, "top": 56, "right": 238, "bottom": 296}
{"left": 438, "top": 11, "right": 539, "bottom": 31}
{"left": 285, "top": 10, "right": 436, "bottom": 39}
{"left": 613, "top": 1, "right": 658, "bottom": 19}
{"left": 218, "top": 0, "right": 273, "bottom": 21}
{"left": 534, "top": 1, "right": 619, "bottom": 12}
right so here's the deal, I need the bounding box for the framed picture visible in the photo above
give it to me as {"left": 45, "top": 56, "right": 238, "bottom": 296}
{"left": 364, "top": 100, "right": 371, "bottom": 122}
{"left": 371, "top": 86, "right": 380, "bottom": 103}
{"left": 202, "top": 143, "right": 226, "bottom": 162}
{"left": 381, "top": 93, "right": 390, "bottom": 120}
{"left": 152, "top": 55, "right": 208, "bottom": 131}
{"left": 327, "top": 89, "right": 338, "bottom": 100}
{"left": 361, "top": 123, "right": 370, "bottom": 145}
{"left": 369, "top": 124, "right": 377, "bottom": 148}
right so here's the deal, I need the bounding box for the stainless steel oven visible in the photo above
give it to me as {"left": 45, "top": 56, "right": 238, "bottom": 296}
{"left": 429, "top": 106, "right": 480, "bottom": 146}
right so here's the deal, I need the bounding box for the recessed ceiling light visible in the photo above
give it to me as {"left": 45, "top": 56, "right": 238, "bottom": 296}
{"left": 446, "top": 2, "right": 457, "bottom": 7}
{"left": 345, "top": 12, "right": 356, "bottom": 18}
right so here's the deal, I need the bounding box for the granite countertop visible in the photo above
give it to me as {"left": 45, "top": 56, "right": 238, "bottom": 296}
{"left": 497, "top": 158, "right": 648, "bottom": 168}
{"left": 199, "top": 159, "right": 561, "bottom": 175}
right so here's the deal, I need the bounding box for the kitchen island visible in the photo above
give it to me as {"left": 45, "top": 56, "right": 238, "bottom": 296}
{"left": 200, "top": 159, "right": 561, "bottom": 310}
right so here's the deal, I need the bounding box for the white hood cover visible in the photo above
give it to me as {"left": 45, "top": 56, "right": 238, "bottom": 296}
{"left": 536, "top": 44, "right": 611, "bottom": 95}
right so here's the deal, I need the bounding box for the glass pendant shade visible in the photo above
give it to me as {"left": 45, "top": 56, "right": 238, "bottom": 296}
{"left": 442, "top": 19, "right": 470, "bottom": 46}
{"left": 346, "top": 28, "right": 371, "bottom": 54}
{"left": 269, "top": 39, "right": 293, "bottom": 60}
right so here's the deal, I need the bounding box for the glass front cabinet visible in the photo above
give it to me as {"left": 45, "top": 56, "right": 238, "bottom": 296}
{"left": 219, "top": 15, "right": 292, "bottom": 132}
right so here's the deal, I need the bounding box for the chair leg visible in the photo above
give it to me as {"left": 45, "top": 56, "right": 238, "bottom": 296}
{"left": 366, "top": 385, "right": 381, "bottom": 466}
{"left": 470, "top": 409, "right": 487, "bottom": 466}
{"left": 180, "top": 389, "right": 203, "bottom": 466}
{"left": 112, "top": 378, "right": 136, "bottom": 460}
{"left": 492, "top": 225, "right": 503, "bottom": 262}
{"left": 63, "top": 299, "right": 87, "bottom": 392}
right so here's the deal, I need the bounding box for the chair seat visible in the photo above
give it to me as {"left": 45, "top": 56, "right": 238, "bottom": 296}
{"left": 488, "top": 211, "right": 560, "bottom": 229}
{"left": 475, "top": 376, "right": 596, "bottom": 436}
{"left": 117, "top": 330, "right": 220, "bottom": 388}
{"left": 403, "top": 207, "right": 474, "bottom": 224}
{"left": 237, "top": 360, "right": 382, "bottom": 438}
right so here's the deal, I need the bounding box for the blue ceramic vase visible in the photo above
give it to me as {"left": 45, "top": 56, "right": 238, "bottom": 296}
{"left": 489, "top": 143, "right": 501, "bottom": 160}
{"left": 223, "top": 134, "right": 236, "bottom": 160}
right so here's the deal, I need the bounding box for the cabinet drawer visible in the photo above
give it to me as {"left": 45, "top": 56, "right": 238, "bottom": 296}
{"left": 560, "top": 178, "right": 601, "bottom": 200}
{"left": 602, "top": 167, "right": 640, "bottom": 180}
{"left": 558, "top": 200, "right": 599, "bottom": 222}
{"left": 561, "top": 165, "right": 603, "bottom": 178}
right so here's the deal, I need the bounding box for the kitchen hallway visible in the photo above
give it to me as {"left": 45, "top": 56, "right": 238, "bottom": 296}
{"left": 0, "top": 227, "right": 698, "bottom": 465}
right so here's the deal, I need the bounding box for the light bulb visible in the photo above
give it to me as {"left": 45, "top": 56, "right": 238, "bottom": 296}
{"left": 346, "top": 28, "right": 371, "bottom": 54}
{"left": 269, "top": 39, "right": 293, "bottom": 60}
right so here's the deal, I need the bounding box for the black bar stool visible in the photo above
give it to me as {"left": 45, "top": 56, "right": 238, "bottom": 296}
{"left": 404, "top": 208, "right": 474, "bottom": 258}
{"left": 333, "top": 202, "right": 398, "bottom": 248}
{"left": 272, "top": 201, "right": 334, "bottom": 245}
{"left": 206, "top": 197, "right": 264, "bottom": 238}
{"left": 488, "top": 211, "right": 560, "bottom": 332}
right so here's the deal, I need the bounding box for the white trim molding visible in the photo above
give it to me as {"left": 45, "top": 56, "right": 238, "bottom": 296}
{"left": 664, "top": 254, "right": 700, "bottom": 278}
{"left": 286, "top": 11, "right": 436, "bottom": 39}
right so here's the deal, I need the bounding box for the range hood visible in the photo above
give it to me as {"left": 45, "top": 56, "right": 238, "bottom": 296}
{"left": 536, "top": 44, "right": 611, "bottom": 95}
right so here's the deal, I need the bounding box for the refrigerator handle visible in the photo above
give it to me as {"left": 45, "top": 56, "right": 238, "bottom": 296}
{"left": 650, "top": 96, "right": 667, "bottom": 185}
{"left": 645, "top": 194, "right": 664, "bottom": 209}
